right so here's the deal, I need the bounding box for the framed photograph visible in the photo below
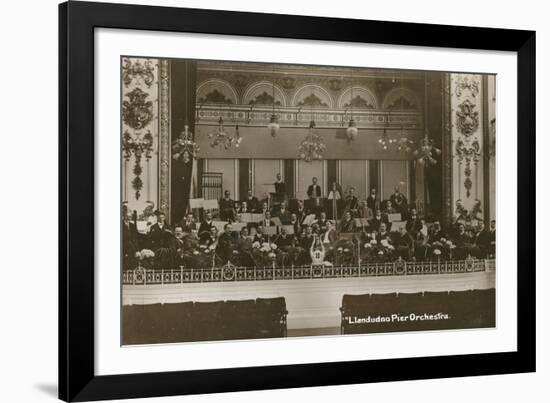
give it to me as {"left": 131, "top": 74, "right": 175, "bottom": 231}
{"left": 59, "top": 1, "right": 535, "bottom": 401}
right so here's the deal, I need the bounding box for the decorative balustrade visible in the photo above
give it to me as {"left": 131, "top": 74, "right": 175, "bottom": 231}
{"left": 123, "top": 258, "right": 494, "bottom": 286}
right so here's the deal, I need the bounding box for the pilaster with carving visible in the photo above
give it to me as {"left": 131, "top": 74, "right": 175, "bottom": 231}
{"left": 121, "top": 57, "right": 160, "bottom": 217}
{"left": 158, "top": 59, "right": 171, "bottom": 218}
{"left": 450, "top": 73, "right": 484, "bottom": 217}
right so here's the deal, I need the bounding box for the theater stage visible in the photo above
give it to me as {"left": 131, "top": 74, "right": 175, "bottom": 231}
{"left": 123, "top": 259, "right": 495, "bottom": 330}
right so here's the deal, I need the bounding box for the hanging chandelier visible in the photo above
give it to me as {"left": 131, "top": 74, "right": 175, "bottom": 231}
{"left": 208, "top": 117, "right": 242, "bottom": 150}
{"left": 413, "top": 72, "right": 440, "bottom": 165}
{"left": 171, "top": 64, "right": 200, "bottom": 164}
{"left": 413, "top": 135, "right": 441, "bottom": 165}
{"left": 346, "top": 86, "right": 358, "bottom": 141}
{"left": 172, "top": 125, "right": 200, "bottom": 163}
{"left": 378, "top": 127, "right": 396, "bottom": 150}
{"left": 298, "top": 120, "right": 326, "bottom": 162}
{"left": 267, "top": 67, "right": 280, "bottom": 137}
{"left": 396, "top": 125, "right": 414, "bottom": 153}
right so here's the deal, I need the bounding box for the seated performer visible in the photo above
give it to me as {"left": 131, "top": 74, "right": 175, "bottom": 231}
{"left": 179, "top": 212, "right": 196, "bottom": 234}
{"left": 369, "top": 209, "right": 389, "bottom": 232}
{"left": 357, "top": 200, "right": 374, "bottom": 221}
{"left": 202, "top": 226, "right": 219, "bottom": 249}
{"left": 376, "top": 222, "right": 392, "bottom": 243}
{"left": 394, "top": 225, "right": 414, "bottom": 259}
{"left": 217, "top": 223, "right": 237, "bottom": 262}
{"left": 390, "top": 186, "right": 408, "bottom": 218}
{"left": 198, "top": 211, "right": 214, "bottom": 243}
{"left": 244, "top": 189, "right": 260, "bottom": 213}
{"left": 259, "top": 210, "right": 276, "bottom": 228}
{"left": 277, "top": 201, "right": 292, "bottom": 225}
{"left": 295, "top": 199, "right": 307, "bottom": 223}
{"left": 289, "top": 213, "right": 302, "bottom": 236}
{"left": 406, "top": 208, "right": 423, "bottom": 239}
{"left": 343, "top": 187, "right": 359, "bottom": 215}
{"left": 219, "top": 190, "right": 236, "bottom": 221}
{"left": 473, "top": 221, "right": 491, "bottom": 258}
{"left": 338, "top": 211, "right": 356, "bottom": 233}
{"left": 149, "top": 211, "right": 172, "bottom": 250}
{"left": 315, "top": 211, "right": 329, "bottom": 233}
{"left": 238, "top": 201, "right": 250, "bottom": 214}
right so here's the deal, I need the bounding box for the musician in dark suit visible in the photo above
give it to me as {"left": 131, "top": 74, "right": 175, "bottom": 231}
{"left": 366, "top": 188, "right": 381, "bottom": 212}
{"left": 122, "top": 212, "right": 139, "bottom": 266}
{"left": 179, "top": 212, "right": 196, "bottom": 234}
{"left": 405, "top": 209, "right": 423, "bottom": 239}
{"left": 217, "top": 223, "right": 238, "bottom": 262}
{"left": 307, "top": 177, "right": 323, "bottom": 215}
{"left": 198, "top": 211, "right": 214, "bottom": 244}
{"left": 148, "top": 212, "right": 172, "bottom": 249}
{"left": 394, "top": 225, "right": 414, "bottom": 259}
{"left": 259, "top": 211, "right": 276, "bottom": 228}
{"left": 244, "top": 189, "right": 260, "bottom": 213}
{"left": 274, "top": 173, "right": 286, "bottom": 197}
{"left": 343, "top": 187, "right": 359, "bottom": 215}
{"left": 307, "top": 176, "right": 322, "bottom": 198}
{"left": 338, "top": 211, "right": 356, "bottom": 233}
{"left": 473, "top": 221, "right": 491, "bottom": 258}
{"left": 276, "top": 201, "right": 292, "bottom": 225}
{"left": 289, "top": 213, "right": 302, "bottom": 236}
{"left": 219, "top": 190, "right": 236, "bottom": 221}
{"left": 202, "top": 226, "right": 219, "bottom": 249}
{"left": 295, "top": 200, "right": 307, "bottom": 223}
{"left": 369, "top": 209, "right": 389, "bottom": 232}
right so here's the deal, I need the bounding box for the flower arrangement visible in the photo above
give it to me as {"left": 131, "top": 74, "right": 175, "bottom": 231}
{"left": 251, "top": 242, "right": 280, "bottom": 266}
{"left": 134, "top": 249, "right": 155, "bottom": 268}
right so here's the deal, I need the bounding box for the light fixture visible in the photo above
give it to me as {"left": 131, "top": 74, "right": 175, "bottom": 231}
{"left": 267, "top": 67, "right": 280, "bottom": 137}
{"left": 171, "top": 63, "right": 200, "bottom": 163}
{"left": 298, "top": 119, "right": 326, "bottom": 162}
{"left": 346, "top": 86, "right": 358, "bottom": 141}
{"left": 208, "top": 116, "right": 242, "bottom": 150}
{"left": 172, "top": 125, "right": 200, "bottom": 163}
{"left": 413, "top": 72, "right": 441, "bottom": 165}
{"left": 396, "top": 125, "right": 414, "bottom": 153}
{"left": 378, "top": 127, "right": 396, "bottom": 150}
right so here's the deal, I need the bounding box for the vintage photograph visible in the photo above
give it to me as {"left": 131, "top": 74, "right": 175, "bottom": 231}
{"left": 121, "top": 57, "right": 496, "bottom": 345}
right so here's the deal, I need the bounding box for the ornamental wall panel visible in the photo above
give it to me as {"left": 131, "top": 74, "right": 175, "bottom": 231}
{"left": 450, "top": 73, "right": 484, "bottom": 214}
{"left": 121, "top": 57, "right": 160, "bottom": 217}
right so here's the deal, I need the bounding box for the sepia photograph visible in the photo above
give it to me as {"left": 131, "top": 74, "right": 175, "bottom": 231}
{"left": 121, "top": 57, "right": 496, "bottom": 345}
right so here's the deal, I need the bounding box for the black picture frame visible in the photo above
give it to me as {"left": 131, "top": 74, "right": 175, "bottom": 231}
{"left": 59, "top": 1, "right": 536, "bottom": 401}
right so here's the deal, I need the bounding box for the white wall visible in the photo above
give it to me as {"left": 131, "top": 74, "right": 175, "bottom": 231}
{"left": 1, "top": 1, "right": 547, "bottom": 403}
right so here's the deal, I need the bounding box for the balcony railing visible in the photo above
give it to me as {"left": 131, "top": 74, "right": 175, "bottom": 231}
{"left": 123, "top": 257, "right": 495, "bottom": 286}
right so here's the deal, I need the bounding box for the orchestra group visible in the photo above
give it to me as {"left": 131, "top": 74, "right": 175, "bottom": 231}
{"left": 123, "top": 175, "right": 496, "bottom": 269}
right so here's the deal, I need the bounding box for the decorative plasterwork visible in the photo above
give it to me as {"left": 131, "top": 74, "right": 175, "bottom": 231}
{"left": 122, "top": 58, "right": 155, "bottom": 88}
{"left": 382, "top": 87, "right": 419, "bottom": 110}
{"left": 196, "top": 79, "right": 239, "bottom": 105}
{"left": 337, "top": 86, "right": 378, "bottom": 109}
{"left": 455, "top": 98, "right": 479, "bottom": 137}
{"left": 242, "top": 81, "right": 286, "bottom": 106}
{"left": 158, "top": 59, "right": 171, "bottom": 217}
{"left": 195, "top": 64, "right": 425, "bottom": 130}
{"left": 450, "top": 73, "right": 483, "bottom": 209}
{"left": 121, "top": 57, "right": 159, "bottom": 215}
{"left": 454, "top": 74, "right": 480, "bottom": 98}
{"left": 291, "top": 84, "right": 334, "bottom": 108}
